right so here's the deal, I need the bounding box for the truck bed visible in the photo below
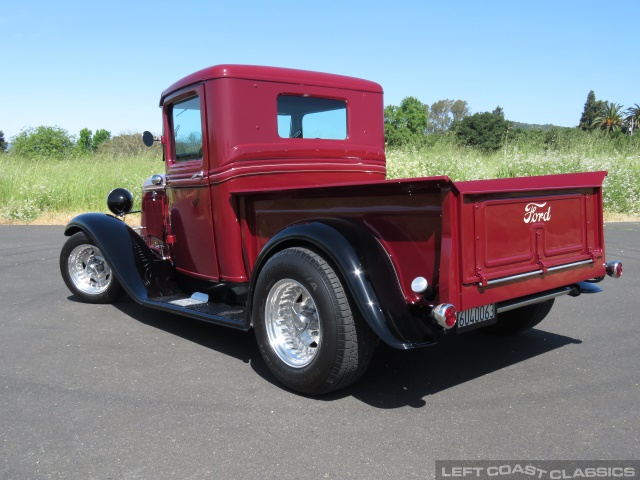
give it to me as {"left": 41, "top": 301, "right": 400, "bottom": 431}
{"left": 232, "top": 171, "right": 608, "bottom": 313}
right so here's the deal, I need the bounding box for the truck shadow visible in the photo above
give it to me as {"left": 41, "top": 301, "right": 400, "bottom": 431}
{"left": 341, "top": 329, "right": 582, "bottom": 408}
{"left": 111, "top": 297, "right": 266, "bottom": 370}
{"left": 111, "top": 297, "right": 581, "bottom": 409}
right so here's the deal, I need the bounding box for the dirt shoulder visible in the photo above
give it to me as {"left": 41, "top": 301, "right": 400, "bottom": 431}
{"left": 0, "top": 212, "right": 142, "bottom": 227}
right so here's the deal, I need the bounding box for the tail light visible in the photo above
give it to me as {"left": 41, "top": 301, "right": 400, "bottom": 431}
{"left": 606, "top": 261, "right": 623, "bottom": 279}
{"left": 432, "top": 304, "right": 457, "bottom": 329}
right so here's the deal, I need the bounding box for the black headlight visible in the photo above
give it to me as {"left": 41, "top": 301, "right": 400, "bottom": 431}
{"left": 107, "top": 188, "right": 133, "bottom": 216}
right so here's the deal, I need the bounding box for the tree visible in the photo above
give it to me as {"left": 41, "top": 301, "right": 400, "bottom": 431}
{"left": 76, "top": 128, "right": 111, "bottom": 153}
{"left": 384, "top": 97, "right": 428, "bottom": 146}
{"left": 93, "top": 129, "right": 111, "bottom": 150}
{"left": 452, "top": 109, "right": 509, "bottom": 151}
{"left": 592, "top": 103, "right": 624, "bottom": 133}
{"left": 624, "top": 104, "right": 640, "bottom": 135}
{"left": 0, "top": 130, "right": 6, "bottom": 152}
{"left": 579, "top": 90, "right": 607, "bottom": 130}
{"left": 78, "top": 128, "right": 93, "bottom": 152}
{"left": 427, "top": 99, "right": 454, "bottom": 133}
{"left": 451, "top": 100, "right": 470, "bottom": 122}
{"left": 384, "top": 105, "right": 407, "bottom": 146}
{"left": 10, "top": 126, "right": 75, "bottom": 158}
{"left": 426, "top": 99, "right": 470, "bottom": 133}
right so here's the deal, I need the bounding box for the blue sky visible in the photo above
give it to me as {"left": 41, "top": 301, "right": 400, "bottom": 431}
{"left": 2, "top": 0, "right": 638, "bottom": 141}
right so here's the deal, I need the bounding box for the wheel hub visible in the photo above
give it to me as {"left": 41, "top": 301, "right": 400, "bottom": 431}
{"left": 265, "top": 279, "right": 320, "bottom": 368}
{"left": 67, "top": 244, "right": 113, "bottom": 295}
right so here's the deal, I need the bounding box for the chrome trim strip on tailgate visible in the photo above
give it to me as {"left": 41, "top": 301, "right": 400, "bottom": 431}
{"left": 484, "top": 259, "right": 594, "bottom": 287}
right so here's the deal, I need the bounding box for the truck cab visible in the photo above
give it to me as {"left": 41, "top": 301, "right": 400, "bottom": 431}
{"left": 144, "top": 65, "right": 386, "bottom": 283}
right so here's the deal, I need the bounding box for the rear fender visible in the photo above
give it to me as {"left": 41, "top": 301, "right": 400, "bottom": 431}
{"left": 64, "top": 213, "right": 178, "bottom": 302}
{"left": 248, "top": 219, "right": 440, "bottom": 348}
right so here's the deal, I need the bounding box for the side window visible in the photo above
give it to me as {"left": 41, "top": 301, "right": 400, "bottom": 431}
{"left": 171, "top": 96, "right": 202, "bottom": 161}
{"left": 277, "top": 95, "right": 347, "bottom": 140}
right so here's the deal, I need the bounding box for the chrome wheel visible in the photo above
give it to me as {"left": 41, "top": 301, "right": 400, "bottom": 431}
{"left": 60, "top": 232, "right": 124, "bottom": 304}
{"left": 254, "top": 247, "right": 375, "bottom": 395}
{"left": 265, "top": 279, "right": 321, "bottom": 368}
{"left": 67, "top": 244, "right": 113, "bottom": 295}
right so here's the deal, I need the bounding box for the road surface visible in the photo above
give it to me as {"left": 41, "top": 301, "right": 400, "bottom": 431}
{"left": 1, "top": 224, "right": 638, "bottom": 479}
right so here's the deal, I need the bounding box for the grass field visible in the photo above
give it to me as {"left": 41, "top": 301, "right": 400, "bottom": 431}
{"left": 0, "top": 152, "right": 160, "bottom": 223}
{"left": 386, "top": 133, "right": 640, "bottom": 217}
{"left": 1, "top": 130, "right": 639, "bottom": 224}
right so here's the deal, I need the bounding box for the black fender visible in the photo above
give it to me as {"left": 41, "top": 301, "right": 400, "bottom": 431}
{"left": 247, "top": 219, "right": 440, "bottom": 349}
{"left": 64, "top": 213, "right": 178, "bottom": 303}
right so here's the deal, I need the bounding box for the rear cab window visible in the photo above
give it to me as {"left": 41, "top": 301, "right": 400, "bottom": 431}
{"left": 277, "top": 95, "right": 347, "bottom": 140}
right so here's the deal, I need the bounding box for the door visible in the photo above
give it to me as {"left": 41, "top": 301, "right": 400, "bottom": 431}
{"left": 164, "top": 86, "right": 219, "bottom": 280}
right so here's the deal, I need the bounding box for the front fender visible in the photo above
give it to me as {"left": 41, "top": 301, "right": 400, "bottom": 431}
{"left": 248, "top": 219, "right": 439, "bottom": 349}
{"left": 65, "top": 213, "right": 177, "bottom": 302}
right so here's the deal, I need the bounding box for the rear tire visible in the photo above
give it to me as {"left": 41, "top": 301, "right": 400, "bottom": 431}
{"left": 481, "top": 299, "right": 555, "bottom": 335}
{"left": 60, "top": 232, "right": 124, "bottom": 304}
{"left": 253, "top": 247, "right": 375, "bottom": 395}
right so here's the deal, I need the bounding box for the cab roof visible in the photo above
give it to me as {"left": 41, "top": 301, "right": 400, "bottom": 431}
{"left": 160, "top": 64, "right": 383, "bottom": 105}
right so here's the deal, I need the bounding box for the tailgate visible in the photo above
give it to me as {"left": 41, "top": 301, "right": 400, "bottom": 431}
{"left": 452, "top": 171, "right": 607, "bottom": 310}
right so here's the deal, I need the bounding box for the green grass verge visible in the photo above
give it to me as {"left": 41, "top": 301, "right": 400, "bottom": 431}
{"left": 1, "top": 132, "right": 639, "bottom": 223}
{"left": 0, "top": 153, "right": 160, "bottom": 222}
{"left": 387, "top": 134, "right": 640, "bottom": 216}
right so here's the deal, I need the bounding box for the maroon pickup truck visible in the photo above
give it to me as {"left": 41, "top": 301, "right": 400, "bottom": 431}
{"left": 60, "top": 65, "right": 622, "bottom": 395}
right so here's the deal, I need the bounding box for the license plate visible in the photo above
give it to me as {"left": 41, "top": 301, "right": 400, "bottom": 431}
{"left": 456, "top": 304, "right": 497, "bottom": 331}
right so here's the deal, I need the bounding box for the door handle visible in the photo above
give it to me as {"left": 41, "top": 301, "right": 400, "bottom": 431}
{"left": 191, "top": 171, "right": 204, "bottom": 180}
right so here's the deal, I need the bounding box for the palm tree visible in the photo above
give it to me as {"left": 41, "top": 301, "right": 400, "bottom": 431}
{"left": 592, "top": 102, "right": 624, "bottom": 132}
{"left": 624, "top": 104, "right": 640, "bottom": 135}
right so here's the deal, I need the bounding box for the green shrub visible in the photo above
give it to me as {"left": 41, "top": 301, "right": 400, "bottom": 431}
{"left": 10, "top": 126, "right": 75, "bottom": 158}
{"left": 452, "top": 112, "right": 509, "bottom": 152}
{"left": 97, "top": 133, "right": 162, "bottom": 158}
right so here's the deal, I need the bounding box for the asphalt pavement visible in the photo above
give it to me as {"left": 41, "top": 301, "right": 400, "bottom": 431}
{"left": 1, "top": 224, "right": 638, "bottom": 479}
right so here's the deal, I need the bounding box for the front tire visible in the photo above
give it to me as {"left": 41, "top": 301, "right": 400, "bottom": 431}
{"left": 481, "top": 299, "right": 555, "bottom": 335}
{"left": 60, "top": 232, "right": 124, "bottom": 304}
{"left": 253, "top": 247, "right": 375, "bottom": 395}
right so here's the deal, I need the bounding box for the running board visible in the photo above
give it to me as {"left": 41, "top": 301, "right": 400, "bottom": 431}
{"left": 144, "top": 293, "right": 247, "bottom": 330}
